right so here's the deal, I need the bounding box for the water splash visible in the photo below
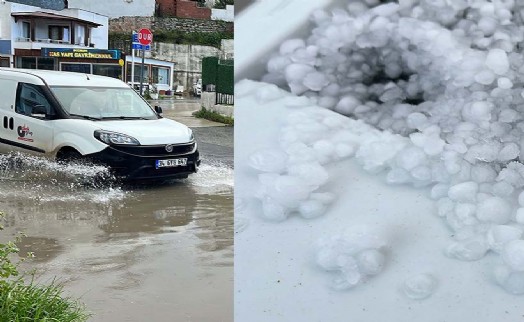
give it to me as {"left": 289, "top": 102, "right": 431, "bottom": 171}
{"left": 188, "top": 161, "right": 234, "bottom": 191}
{"left": 0, "top": 153, "right": 125, "bottom": 204}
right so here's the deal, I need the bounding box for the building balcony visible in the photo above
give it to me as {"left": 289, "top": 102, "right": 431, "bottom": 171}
{"left": 14, "top": 37, "right": 94, "bottom": 50}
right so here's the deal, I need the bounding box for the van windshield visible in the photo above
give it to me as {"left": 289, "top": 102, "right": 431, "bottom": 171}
{"left": 50, "top": 86, "right": 159, "bottom": 120}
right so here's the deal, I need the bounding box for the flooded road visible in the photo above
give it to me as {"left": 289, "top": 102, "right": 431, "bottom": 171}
{"left": 0, "top": 98, "right": 233, "bottom": 322}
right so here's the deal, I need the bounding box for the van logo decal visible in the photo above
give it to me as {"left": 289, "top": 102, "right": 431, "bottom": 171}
{"left": 17, "top": 125, "right": 34, "bottom": 142}
{"left": 165, "top": 144, "right": 173, "bottom": 153}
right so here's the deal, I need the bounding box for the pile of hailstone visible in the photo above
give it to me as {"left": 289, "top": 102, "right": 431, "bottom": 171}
{"left": 257, "top": 0, "right": 524, "bottom": 294}
{"left": 315, "top": 226, "right": 388, "bottom": 290}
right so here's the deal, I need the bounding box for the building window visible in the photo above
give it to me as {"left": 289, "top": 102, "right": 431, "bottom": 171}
{"left": 126, "top": 63, "right": 150, "bottom": 83}
{"left": 37, "top": 58, "right": 56, "bottom": 70}
{"left": 21, "top": 21, "right": 30, "bottom": 40}
{"left": 61, "top": 63, "right": 91, "bottom": 74}
{"left": 0, "top": 57, "right": 9, "bottom": 67}
{"left": 152, "top": 66, "right": 170, "bottom": 85}
{"left": 93, "top": 64, "right": 122, "bottom": 80}
{"left": 49, "top": 25, "right": 70, "bottom": 43}
{"left": 18, "top": 57, "right": 36, "bottom": 69}
{"left": 16, "top": 57, "right": 56, "bottom": 70}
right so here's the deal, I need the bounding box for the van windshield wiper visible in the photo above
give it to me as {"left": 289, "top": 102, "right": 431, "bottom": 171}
{"left": 69, "top": 113, "right": 102, "bottom": 120}
{"left": 100, "top": 116, "right": 150, "bottom": 120}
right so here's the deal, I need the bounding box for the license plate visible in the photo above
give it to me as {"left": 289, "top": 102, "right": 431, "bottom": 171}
{"left": 156, "top": 158, "right": 187, "bottom": 168}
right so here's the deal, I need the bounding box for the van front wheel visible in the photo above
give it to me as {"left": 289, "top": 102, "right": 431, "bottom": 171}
{"left": 56, "top": 148, "right": 84, "bottom": 164}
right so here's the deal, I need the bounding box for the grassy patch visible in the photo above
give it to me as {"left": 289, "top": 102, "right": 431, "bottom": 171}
{"left": 0, "top": 280, "right": 90, "bottom": 322}
{"left": 193, "top": 108, "right": 234, "bottom": 125}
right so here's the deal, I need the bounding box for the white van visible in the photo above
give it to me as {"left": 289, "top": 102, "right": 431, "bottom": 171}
{"left": 0, "top": 68, "right": 200, "bottom": 181}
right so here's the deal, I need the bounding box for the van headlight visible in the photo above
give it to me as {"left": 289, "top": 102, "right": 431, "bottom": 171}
{"left": 189, "top": 130, "right": 194, "bottom": 141}
{"left": 94, "top": 130, "right": 140, "bottom": 145}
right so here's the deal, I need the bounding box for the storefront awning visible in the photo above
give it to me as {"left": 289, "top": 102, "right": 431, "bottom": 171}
{"left": 11, "top": 12, "right": 103, "bottom": 27}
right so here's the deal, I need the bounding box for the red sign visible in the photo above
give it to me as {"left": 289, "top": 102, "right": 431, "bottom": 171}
{"left": 138, "top": 28, "right": 153, "bottom": 45}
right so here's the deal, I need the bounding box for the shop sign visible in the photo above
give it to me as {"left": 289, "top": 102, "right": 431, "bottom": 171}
{"left": 41, "top": 48, "right": 120, "bottom": 60}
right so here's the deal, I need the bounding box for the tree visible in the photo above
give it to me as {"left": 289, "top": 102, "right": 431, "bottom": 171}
{"left": 213, "top": 0, "right": 234, "bottom": 9}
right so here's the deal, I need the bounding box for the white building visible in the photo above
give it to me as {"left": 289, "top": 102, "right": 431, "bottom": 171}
{"left": 0, "top": 1, "right": 123, "bottom": 78}
{"left": 67, "top": 0, "right": 156, "bottom": 19}
{"left": 125, "top": 54, "right": 174, "bottom": 93}
{"left": 211, "top": 4, "right": 233, "bottom": 22}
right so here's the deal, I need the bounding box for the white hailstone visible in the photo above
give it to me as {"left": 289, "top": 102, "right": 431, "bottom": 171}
{"left": 266, "top": 56, "right": 292, "bottom": 74}
{"left": 487, "top": 225, "right": 522, "bottom": 254}
{"left": 430, "top": 183, "right": 450, "bottom": 200}
{"left": 478, "top": 16, "right": 498, "bottom": 36}
{"left": 462, "top": 101, "right": 493, "bottom": 123}
{"left": 448, "top": 181, "right": 479, "bottom": 203}
{"left": 303, "top": 71, "right": 330, "bottom": 91}
{"left": 494, "top": 265, "right": 524, "bottom": 295}
{"left": 498, "top": 109, "right": 519, "bottom": 123}
{"left": 356, "top": 249, "right": 385, "bottom": 275}
{"left": 516, "top": 208, "right": 524, "bottom": 224}
{"left": 316, "top": 247, "right": 344, "bottom": 271}
{"left": 386, "top": 168, "right": 411, "bottom": 184}
{"left": 313, "top": 140, "right": 336, "bottom": 158}
{"left": 279, "top": 38, "right": 306, "bottom": 55}
{"left": 437, "top": 198, "right": 455, "bottom": 218}
{"left": 309, "top": 192, "right": 336, "bottom": 205}
{"left": 266, "top": 175, "right": 313, "bottom": 208}
{"left": 335, "top": 95, "right": 361, "bottom": 115}
{"left": 411, "top": 166, "right": 432, "bottom": 182}
{"left": 446, "top": 236, "right": 489, "bottom": 261}
{"left": 406, "top": 112, "right": 429, "bottom": 130}
{"left": 396, "top": 146, "right": 426, "bottom": 171}
{"left": 498, "top": 143, "right": 520, "bottom": 162}
{"left": 284, "top": 63, "right": 315, "bottom": 83}
{"left": 476, "top": 196, "right": 513, "bottom": 224}
{"left": 403, "top": 274, "right": 438, "bottom": 300}
{"left": 471, "top": 164, "right": 497, "bottom": 183}
{"left": 261, "top": 197, "right": 289, "bottom": 222}
{"left": 485, "top": 48, "right": 509, "bottom": 75}
{"left": 248, "top": 149, "right": 288, "bottom": 173}
{"left": 335, "top": 143, "right": 356, "bottom": 159}
{"left": 502, "top": 240, "right": 524, "bottom": 271}
{"left": 474, "top": 70, "right": 496, "bottom": 85}
{"left": 492, "top": 181, "right": 514, "bottom": 197}
{"left": 298, "top": 200, "right": 327, "bottom": 219}
{"left": 497, "top": 77, "right": 513, "bottom": 89}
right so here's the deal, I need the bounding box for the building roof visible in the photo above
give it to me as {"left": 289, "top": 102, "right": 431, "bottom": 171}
{"left": 11, "top": 11, "right": 103, "bottom": 27}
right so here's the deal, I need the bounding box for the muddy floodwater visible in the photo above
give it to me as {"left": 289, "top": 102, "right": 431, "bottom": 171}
{"left": 0, "top": 101, "right": 233, "bottom": 322}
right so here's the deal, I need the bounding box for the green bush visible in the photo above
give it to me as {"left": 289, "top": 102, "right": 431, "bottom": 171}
{"left": 194, "top": 108, "right": 234, "bottom": 125}
{"left": 0, "top": 280, "right": 90, "bottom": 322}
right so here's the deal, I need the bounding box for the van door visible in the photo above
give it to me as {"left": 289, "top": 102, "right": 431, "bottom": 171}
{"left": 0, "top": 82, "right": 56, "bottom": 155}
{"left": 0, "top": 78, "right": 19, "bottom": 154}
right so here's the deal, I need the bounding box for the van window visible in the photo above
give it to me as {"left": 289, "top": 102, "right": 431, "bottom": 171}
{"left": 15, "top": 83, "right": 55, "bottom": 119}
{"left": 51, "top": 87, "right": 159, "bottom": 120}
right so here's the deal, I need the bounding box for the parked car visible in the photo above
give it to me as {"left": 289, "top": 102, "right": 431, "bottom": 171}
{"left": 193, "top": 79, "right": 202, "bottom": 96}
{"left": 0, "top": 68, "right": 200, "bottom": 181}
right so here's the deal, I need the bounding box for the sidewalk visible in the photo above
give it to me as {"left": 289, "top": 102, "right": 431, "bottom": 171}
{"left": 148, "top": 98, "right": 227, "bottom": 128}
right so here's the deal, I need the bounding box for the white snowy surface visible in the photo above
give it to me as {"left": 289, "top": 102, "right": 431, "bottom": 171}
{"left": 236, "top": 0, "right": 524, "bottom": 321}
{"left": 235, "top": 80, "right": 524, "bottom": 322}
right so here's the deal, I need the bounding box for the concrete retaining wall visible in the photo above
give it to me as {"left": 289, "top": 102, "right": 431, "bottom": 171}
{"left": 109, "top": 16, "right": 233, "bottom": 34}
{"left": 201, "top": 92, "right": 233, "bottom": 118}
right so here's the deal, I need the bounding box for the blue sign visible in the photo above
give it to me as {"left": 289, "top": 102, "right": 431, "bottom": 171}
{"left": 132, "top": 32, "right": 150, "bottom": 51}
{"left": 132, "top": 43, "right": 151, "bottom": 50}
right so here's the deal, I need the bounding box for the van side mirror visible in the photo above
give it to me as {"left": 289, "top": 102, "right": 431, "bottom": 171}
{"left": 154, "top": 105, "right": 163, "bottom": 115}
{"left": 31, "top": 104, "right": 47, "bottom": 116}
